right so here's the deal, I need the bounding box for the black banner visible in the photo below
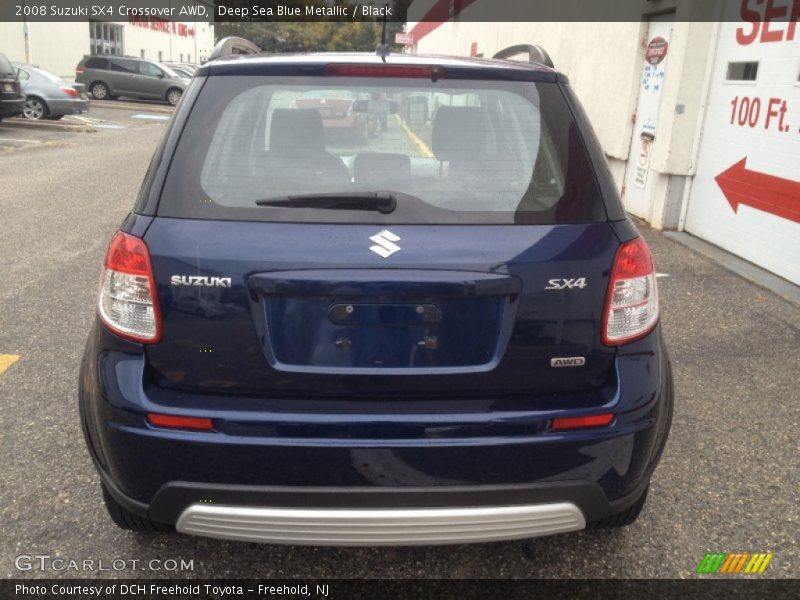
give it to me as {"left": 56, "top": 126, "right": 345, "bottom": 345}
{"left": 2, "top": 0, "right": 797, "bottom": 22}
{"left": 3, "top": 579, "right": 799, "bottom": 600}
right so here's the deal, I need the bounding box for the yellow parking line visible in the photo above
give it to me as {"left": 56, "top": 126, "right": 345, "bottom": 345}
{"left": 0, "top": 354, "right": 20, "bottom": 375}
{"left": 395, "top": 115, "right": 434, "bottom": 158}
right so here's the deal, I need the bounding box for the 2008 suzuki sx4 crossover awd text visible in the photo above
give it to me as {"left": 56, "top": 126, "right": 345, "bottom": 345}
{"left": 79, "top": 46, "right": 673, "bottom": 545}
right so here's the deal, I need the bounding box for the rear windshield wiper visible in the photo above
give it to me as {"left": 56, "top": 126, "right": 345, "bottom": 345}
{"left": 255, "top": 192, "right": 397, "bottom": 214}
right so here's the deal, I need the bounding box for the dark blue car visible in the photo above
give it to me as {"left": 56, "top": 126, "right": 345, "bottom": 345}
{"left": 79, "top": 42, "right": 673, "bottom": 545}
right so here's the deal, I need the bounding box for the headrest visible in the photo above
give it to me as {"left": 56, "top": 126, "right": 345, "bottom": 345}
{"left": 353, "top": 153, "right": 411, "bottom": 185}
{"left": 432, "top": 107, "right": 488, "bottom": 162}
{"left": 269, "top": 108, "right": 325, "bottom": 153}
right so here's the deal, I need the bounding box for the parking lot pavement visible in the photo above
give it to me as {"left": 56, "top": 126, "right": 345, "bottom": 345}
{"left": 0, "top": 102, "right": 174, "bottom": 150}
{"left": 0, "top": 124, "right": 798, "bottom": 580}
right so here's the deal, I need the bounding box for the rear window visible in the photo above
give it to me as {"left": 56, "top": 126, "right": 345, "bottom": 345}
{"left": 0, "top": 54, "right": 14, "bottom": 78}
{"left": 159, "top": 74, "right": 604, "bottom": 225}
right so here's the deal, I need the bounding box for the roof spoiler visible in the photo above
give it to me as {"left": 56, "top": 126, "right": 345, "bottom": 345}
{"left": 492, "top": 44, "right": 554, "bottom": 68}
{"left": 209, "top": 37, "right": 262, "bottom": 62}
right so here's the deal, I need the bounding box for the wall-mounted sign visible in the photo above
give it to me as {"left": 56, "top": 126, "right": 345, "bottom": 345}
{"left": 633, "top": 131, "right": 655, "bottom": 189}
{"left": 645, "top": 37, "right": 669, "bottom": 65}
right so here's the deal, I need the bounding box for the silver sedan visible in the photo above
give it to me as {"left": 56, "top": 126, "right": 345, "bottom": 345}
{"left": 12, "top": 62, "right": 90, "bottom": 120}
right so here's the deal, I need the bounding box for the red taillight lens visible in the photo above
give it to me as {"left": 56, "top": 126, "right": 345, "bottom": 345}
{"left": 60, "top": 86, "right": 78, "bottom": 97}
{"left": 551, "top": 413, "right": 614, "bottom": 431}
{"left": 147, "top": 413, "right": 213, "bottom": 431}
{"left": 98, "top": 231, "right": 161, "bottom": 344}
{"left": 602, "top": 237, "right": 659, "bottom": 345}
{"left": 324, "top": 64, "right": 444, "bottom": 79}
{"left": 76, "top": 67, "right": 85, "bottom": 74}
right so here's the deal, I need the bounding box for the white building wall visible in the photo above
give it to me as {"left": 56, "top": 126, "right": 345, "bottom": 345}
{"left": 683, "top": 10, "right": 800, "bottom": 284}
{"left": 0, "top": 22, "right": 90, "bottom": 77}
{"left": 0, "top": 20, "right": 214, "bottom": 79}
{"left": 124, "top": 20, "right": 215, "bottom": 64}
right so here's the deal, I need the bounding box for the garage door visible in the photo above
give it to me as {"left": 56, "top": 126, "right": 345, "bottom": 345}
{"left": 685, "top": 4, "right": 800, "bottom": 285}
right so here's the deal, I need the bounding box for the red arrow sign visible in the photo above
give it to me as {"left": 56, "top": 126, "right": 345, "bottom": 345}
{"left": 715, "top": 158, "right": 800, "bottom": 224}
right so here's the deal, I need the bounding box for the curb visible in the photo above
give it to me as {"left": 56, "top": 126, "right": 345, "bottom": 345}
{"left": 663, "top": 231, "right": 800, "bottom": 307}
{"left": 91, "top": 99, "right": 174, "bottom": 114}
{"left": 2, "top": 118, "right": 95, "bottom": 133}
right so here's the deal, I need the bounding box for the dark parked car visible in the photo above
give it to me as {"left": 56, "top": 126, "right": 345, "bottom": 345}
{"left": 0, "top": 53, "right": 25, "bottom": 121}
{"left": 75, "top": 55, "right": 187, "bottom": 106}
{"left": 80, "top": 41, "right": 673, "bottom": 545}
{"left": 13, "top": 62, "right": 89, "bottom": 120}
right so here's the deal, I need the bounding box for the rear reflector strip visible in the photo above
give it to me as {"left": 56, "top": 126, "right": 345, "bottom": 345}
{"left": 147, "top": 414, "right": 214, "bottom": 431}
{"left": 324, "top": 64, "right": 444, "bottom": 79}
{"left": 551, "top": 413, "right": 614, "bottom": 431}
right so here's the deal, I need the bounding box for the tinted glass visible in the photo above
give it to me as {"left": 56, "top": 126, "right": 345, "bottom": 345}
{"left": 84, "top": 57, "right": 108, "bottom": 69}
{"left": 726, "top": 61, "right": 759, "bottom": 81}
{"left": 140, "top": 62, "right": 163, "bottom": 77}
{"left": 109, "top": 59, "right": 136, "bottom": 73}
{"left": 159, "top": 75, "right": 604, "bottom": 225}
{"left": 0, "top": 54, "right": 14, "bottom": 78}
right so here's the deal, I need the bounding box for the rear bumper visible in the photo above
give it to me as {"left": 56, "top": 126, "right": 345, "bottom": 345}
{"left": 80, "top": 320, "right": 673, "bottom": 541}
{"left": 0, "top": 97, "right": 25, "bottom": 117}
{"left": 47, "top": 97, "right": 90, "bottom": 115}
{"left": 175, "top": 502, "right": 585, "bottom": 546}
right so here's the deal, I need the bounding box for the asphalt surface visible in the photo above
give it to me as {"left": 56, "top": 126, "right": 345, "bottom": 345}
{"left": 0, "top": 110, "right": 798, "bottom": 580}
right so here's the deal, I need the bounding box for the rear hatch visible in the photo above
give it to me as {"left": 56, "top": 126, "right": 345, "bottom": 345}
{"left": 0, "top": 54, "right": 22, "bottom": 104}
{"left": 143, "top": 64, "right": 619, "bottom": 400}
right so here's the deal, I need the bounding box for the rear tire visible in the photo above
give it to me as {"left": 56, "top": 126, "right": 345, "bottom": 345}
{"left": 90, "top": 81, "right": 110, "bottom": 100}
{"left": 587, "top": 485, "right": 648, "bottom": 529}
{"left": 166, "top": 88, "right": 182, "bottom": 106}
{"left": 101, "top": 484, "right": 172, "bottom": 533}
{"left": 23, "top": 97, "right": 48, "bottom": 120}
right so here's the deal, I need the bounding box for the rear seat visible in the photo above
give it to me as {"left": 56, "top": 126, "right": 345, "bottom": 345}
{"left": 353, "top": 153, "right": 411, "bottom": 188}
{"left": 264, "top": 109, "right": 350, "bottom": 186}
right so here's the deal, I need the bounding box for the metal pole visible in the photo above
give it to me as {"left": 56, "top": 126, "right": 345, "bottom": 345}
{"left": 22, "top": 3, "right": 31, "bottom": 63}
{"left": 169, "top": 0, "right": 173, "bottom": 60}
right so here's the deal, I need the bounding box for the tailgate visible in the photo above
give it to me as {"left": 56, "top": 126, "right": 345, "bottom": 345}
{"left": 144, "top": 218, "right": 618, "bottom": 399}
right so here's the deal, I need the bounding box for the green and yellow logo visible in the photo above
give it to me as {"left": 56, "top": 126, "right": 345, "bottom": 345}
{"left": 696, "top": 552, "right": 773, "bottom": 574}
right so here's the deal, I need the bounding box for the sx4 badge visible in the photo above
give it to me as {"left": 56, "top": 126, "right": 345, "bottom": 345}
{"left": 545, "top": 277, "right": 588, "bottom": 290}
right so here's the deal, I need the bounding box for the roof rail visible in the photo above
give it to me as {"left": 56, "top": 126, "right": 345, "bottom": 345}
{"left": 493, "top": 44, "right": 554, "bottom": 68}
{"left": 209, "top": 37, "right": 262, "bottom": 62}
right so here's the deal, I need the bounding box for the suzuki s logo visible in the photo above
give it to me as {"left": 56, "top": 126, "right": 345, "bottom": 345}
{"left": 545, "top": 278, "right": 588, "bottom": 290}
{"left": 369, "top": 230, "right": 401, "bottom": 258}
{"left": 170, "top": 275, "right": 232, "bottom": 288}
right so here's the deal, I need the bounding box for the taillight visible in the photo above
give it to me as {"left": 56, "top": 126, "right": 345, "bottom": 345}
{"left": 76, "top": 67, "right": 85, "bottom": 74}
{"left": 97, "top": 231, "right": 161, "bottom": 343}
{"left": 602, "top": 237, "right": 659, "bottom": 345}
{"left": 60, "top": 86, "right": 78, "bottom": 97}
{"left": 324, "top": 64, "right": 444, "bottom": 79}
